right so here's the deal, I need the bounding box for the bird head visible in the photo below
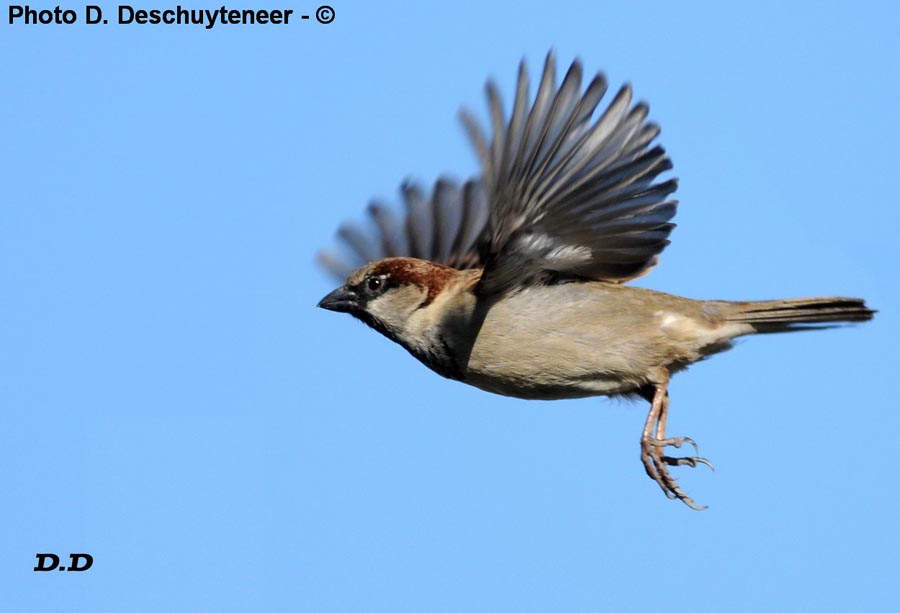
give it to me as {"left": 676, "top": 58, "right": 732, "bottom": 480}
{"left": 318, "top": 257, "right": 462, "bottom": 343}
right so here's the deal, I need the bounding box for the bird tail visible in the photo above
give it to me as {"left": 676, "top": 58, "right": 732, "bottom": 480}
{"left": 725, "top": 297, "right": 875, "bottom": 333}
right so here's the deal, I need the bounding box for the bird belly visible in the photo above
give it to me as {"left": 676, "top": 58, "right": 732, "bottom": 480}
{"left": 455, "top": 283, "right": 737, "bottom": 401}
{"left": 463, "top": 325, "right": 657, "bottom": 400}
{"left": 459, "top": 296, "right": 662, "bottom": 400}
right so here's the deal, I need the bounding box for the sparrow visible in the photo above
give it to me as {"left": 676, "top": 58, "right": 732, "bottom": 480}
{"left": 316, "top": 52, "right": 874, "bottom": 509}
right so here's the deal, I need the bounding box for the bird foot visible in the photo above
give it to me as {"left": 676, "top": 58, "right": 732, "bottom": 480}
{"left": 641, "top": 436, "right": 713, "bottom": 511}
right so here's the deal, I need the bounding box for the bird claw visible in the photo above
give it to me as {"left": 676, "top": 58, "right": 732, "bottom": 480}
{"left": 641, "top": 437, "right": 711, "bottom": 511}
{"left": 662, "top": 454, "right": 715, "bottom": 471}
{"left": 648, "top": 436, "right": 699, "bottom": 455}
{"left": 651, "top": 438, "right": 714, "bottom": 471}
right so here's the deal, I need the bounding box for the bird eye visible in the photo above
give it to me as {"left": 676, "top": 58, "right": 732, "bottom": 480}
{"left": 367, "top": 276, "right": 384, "bottom": 292}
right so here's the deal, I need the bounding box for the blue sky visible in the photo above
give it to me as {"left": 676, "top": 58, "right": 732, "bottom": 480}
{"left": 3, "top": 1, "right": 899, "bottom": 611}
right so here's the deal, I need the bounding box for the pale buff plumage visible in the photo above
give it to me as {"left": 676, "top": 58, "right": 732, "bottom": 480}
{"left": 317, "top": 54, "right": 874, "bottom": 509}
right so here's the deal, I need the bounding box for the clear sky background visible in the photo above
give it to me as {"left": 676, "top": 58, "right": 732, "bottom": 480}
{"left": 3, "top": 1, "right": 899, "bottom": 611}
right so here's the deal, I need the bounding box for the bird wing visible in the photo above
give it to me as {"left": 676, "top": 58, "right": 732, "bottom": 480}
{"left": 317, "top": 178, "right": 489, "bottom": 280}
{"left": 319, "top": 52, "right": 677, "bottom": 289}
{"left": 462, "top": 51, "right": 677, "bottom": 295}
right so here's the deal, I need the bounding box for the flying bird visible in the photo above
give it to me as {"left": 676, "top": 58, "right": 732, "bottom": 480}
{"left": 317, "top": 52, "right": 874, "bottom": 509}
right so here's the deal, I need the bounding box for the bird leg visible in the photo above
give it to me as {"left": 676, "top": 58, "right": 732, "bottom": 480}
{"left": 640, "top": 374, "right": 713, "bottom": 510}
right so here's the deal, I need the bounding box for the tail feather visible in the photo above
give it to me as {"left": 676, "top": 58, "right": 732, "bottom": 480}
{"left": 727, "top": 297, "right": 875, "bottom": 332}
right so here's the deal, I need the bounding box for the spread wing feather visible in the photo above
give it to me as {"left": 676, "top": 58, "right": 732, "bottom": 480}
{"left": 317, "top": 178, "right": 489, "bottom": 279}
{"left": 461, "top": 51, "right": 677, "bottom": 293}
{"left": 320, "top": 52, "right": 677, "bottom": 289}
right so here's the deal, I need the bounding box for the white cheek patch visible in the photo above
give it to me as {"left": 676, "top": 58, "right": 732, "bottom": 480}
{"left": 366, "top": 296, "right": 406, "bottom": 331}
{"left": 365, "top": 286, "right": 428, "bottom": 333}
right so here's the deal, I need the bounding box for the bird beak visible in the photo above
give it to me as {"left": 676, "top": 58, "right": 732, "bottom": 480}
{"left": 317, "top": 286, "right": 359, "bottom": 313}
